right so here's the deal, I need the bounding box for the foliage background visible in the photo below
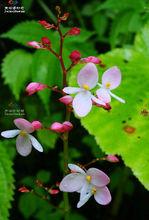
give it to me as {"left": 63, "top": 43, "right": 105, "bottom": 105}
{"left": 0, "top": 0, "right": 148, "bottom": 219}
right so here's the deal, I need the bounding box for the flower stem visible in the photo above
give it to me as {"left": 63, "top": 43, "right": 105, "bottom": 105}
{"left": 57, "top": 19, "right": 70, "bottom": 220}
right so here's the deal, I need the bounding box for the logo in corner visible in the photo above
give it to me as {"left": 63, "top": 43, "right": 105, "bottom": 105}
{"left": 4, "top": 0, "right": 25, "bottom": 13}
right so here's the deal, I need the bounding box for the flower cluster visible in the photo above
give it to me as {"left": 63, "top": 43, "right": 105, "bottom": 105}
{"left": 63, "top": 62, "right": 125, "bottom": 117}
{"left": 60, "top": 164, "right": 111, "bottom": 208}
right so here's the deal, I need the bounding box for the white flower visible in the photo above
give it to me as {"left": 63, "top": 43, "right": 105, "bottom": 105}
{"left": 1, "top": 118, "right": 43, "bottom": 156}
{"left": 63, "top": 63, "right": 106, "bottom": 117}
{"left": 59, "top": 164, "right": 111, "bottom": 208}
{"left": 97, "top": 66, "right": 125, "bottom": 103}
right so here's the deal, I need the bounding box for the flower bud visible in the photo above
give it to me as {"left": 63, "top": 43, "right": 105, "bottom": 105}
{"left": 31, "top": 121, "right": 42, "bottom": 130}
{"left": 59, "top": 95, "right": 73, "bottom": 105}
{"left": 27, "top": 41, "right": 42, "bottom": 49}
{"left": 50, "top": 122, "right": 63, "bottom": 133}
{"left": 106, "top": 155, "right": 119, "bottom": 163}
{"left": 69, "top": 50, "right": 81, "bottom": 63}
{"left": 18, "top": 186, "right": 30, "bottom": 193}
{"left": 41, "top": 37, "right": 51, "bottom": 46}
{"left": 81, "top": 56, "right": 101, "bottom": 64}
{"left": 68, "top": 27, "right": 80, "bottom": 35}
{"left": 39, "top": 20, "right": 55, "bottom": 29}
{"left": 63, "top": 121, "right": 73, "bottom": 132}
{"left": 49, "top": 189, "right": 59, "bottom": 195}
{"left": 59, "top": 12, "right": 70, "bottom": 21}
{"left": 26, "top": 82, "right": 47, "bottom": 96}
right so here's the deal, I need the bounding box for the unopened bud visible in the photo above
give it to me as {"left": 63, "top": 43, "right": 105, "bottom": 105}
{"left": 59, "top": 95, "right": 73, "bottom": 105}
{"left": 18, "top": 186, "right": 30, "bottom": 193}
{"left": 50, "top": 121, "right": 73, "bottom": 133}
{"left": 26, "top": 82, "right": 47, "bottom": 96}
{"left": 49, "top": 189, "right": 59, "bottom": 195}
{"left": 106, "top": 155, "right": 119, "bottom": 163}
{"left": 41, "top": 37, "right": 51, "bottom": 46}
{"left": 68, "top": 27, "right": 80, "bottom": 35}
{"left": 69, "top": 50, "right": 81, "bottom": 63}
{"left": 39, "top": 20, "right": 55, "bottom": 30}
{"left": 32, "top": 121, "right": 42, "bottom": 130}
{"left": 27, "top": 41, "right": 42, "bottom": 49}
{"left": 63, "top": 121, "right": 73, "bottom": 132}
{"left": 59, "top": 12, "right": 69, "bottom": 21}
{"left": 81, "top": 56, "right": 101, "bottom": 64}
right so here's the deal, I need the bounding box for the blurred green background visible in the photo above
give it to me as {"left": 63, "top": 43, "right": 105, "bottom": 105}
{"left": 0, "top": 0, "right": 148, "bottom": 220}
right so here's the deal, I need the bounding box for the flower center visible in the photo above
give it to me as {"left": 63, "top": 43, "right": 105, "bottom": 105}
{"left": 86, "top": 175, "right": 91, "bottom": 182}
{"left": 105, "top": 82, "right": 111, "bottom": 88}
{"left": 91, "top": 187, "right": 97, "bottom": 194}
{"left": 20, "top": 130, "right": 27, "bottom": 137}
{"left": 82, "top": 84, "right": 90, "bottom": 90}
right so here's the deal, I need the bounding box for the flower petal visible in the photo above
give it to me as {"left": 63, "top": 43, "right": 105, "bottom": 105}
{"left": 77, "top": 63, "right": 98, "bottom": 89}
{"left": 91, "top": 95, "right": 106, "bottom": 106}
{"left": 14, "top": 118, "right": 34, "bottom": 133}
{"left": 94, "top": 186, "right": 111, "bottom": 205}
{"left": 80, "top": 182, "right": 91, "bottom": 200}
{"left": 87, "top": 168, "right": 110, "bottom": 187}
{"left": 73, "top": 91, "right": 92, "bottom": 117}
{"left": 77, "top": 191, "right": 92, "bottom": 208}
{"left": 1, "top": 129, "right": 20, "bottom": 138}
{"left": 16, "top": 134, "right": 32, "bottom": 156}
{"left": 102, "top": 66, "right": 121, "bottom": 90}
{"left": 28, "top": 134, "right": 43, "bottom": 152}
{"left": 63, "top": 87, "right": 83, "bottom": 94}
{"left": 109, "top": 91, "right": 125, "bottom": 103}
{"left": 68, "top": 164, "right": 86, "bottom": 174}
{"left": 59, "top": 173, "right": 85, "bottom": 192}
{"left": 96, "top": 88, "right": 111, "bottom": 103}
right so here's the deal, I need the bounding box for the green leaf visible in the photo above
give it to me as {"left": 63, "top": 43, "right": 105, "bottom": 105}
{"left": 1, "top": 21, "right": 53, "bottom": 46}
{"left": 1, "top": 49, "right": 32, "bottom": 100}
{"left": 69, "top": 24, "right": 149, "bottom": 190}
{"left": 0, "top": 141, "right": 15, "bottom": 220}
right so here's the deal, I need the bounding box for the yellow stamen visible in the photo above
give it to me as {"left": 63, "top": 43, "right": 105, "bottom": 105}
{"left": 20, "top": 130, "right": 27, "bottom": 137}
{"left": 86, "top": 175, "right": 91, "bottom": 182}
{"left": 106, "top": 82, "right": 111, "bottom": 88}
{"left": 91, "top": 187, "right": 97, "bottom": 194}
{"left": 82, "top": 84, "right": 90, "bottom": 90}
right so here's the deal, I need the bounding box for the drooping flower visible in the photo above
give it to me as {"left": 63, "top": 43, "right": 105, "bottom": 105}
{"left": 63, "top": 63, "right": 106, "bottom": 117}
{"left": 97, "top": 66, "right": 125, "bottom": 103}
{"left": 1, "top": 118, "right": 43, "bottom": 156}
{"left": 59, "top": 164, "right": 111, "bottom": 208}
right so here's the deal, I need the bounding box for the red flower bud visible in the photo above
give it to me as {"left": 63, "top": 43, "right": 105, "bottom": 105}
{"left": 69, "top": 50, "right": 81, "bottom": 63}
{"left": 41, "top": 37, "right": 51, "bottom": 47}
{"left": 59, "top": 12, "right": 70, "bottom": 21}
{"left": 59, "top": 95, "right": 73, "bottom": 105}
{"left": 31, "top": 121, "right": 42, "bottom": 130}
{"left": 39, "top": 20, "right": 55, "bottom": 29}
{"left": 49, "top": 189, "right": 59, "bottom": 195}
{"left": 50, "top": 121, "right": 73, "bottom": 133}
{"left": 81, "top": 56, "right": 101, "bottom": 64}
{"left": 68, "top": 27, "right": 80, "bottom": 35}
{"left": 26, "top": 82, "right": 47, "bottom": 96}
{"left": 18, "top": 186, "right": 30, "bottom": 193}
{"left": 106, "top": 155, "right": 119, "bottom": 163}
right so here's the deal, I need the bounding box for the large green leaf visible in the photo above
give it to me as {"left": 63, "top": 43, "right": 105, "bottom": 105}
{"left": 69, "top": 24, "right": 149, "bottom": 190}
{"left": 0, "top": 141, "right": 15, "bottom": 219}
{"left": 1, "top": 49, "right": 32, "bottom": 100}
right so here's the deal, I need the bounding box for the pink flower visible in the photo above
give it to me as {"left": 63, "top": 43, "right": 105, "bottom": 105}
{"left": 106, "top": 155, "right": 119, "bottom": 163}
{"left": 50, "top": 121, "right": 73, "bottom": 133}
{"left": 59, "top": 95, "right": 73, "bottom": 105}
{"left": 67, "top": 27, "right": 80, "bottom": 35}
{"left": 63, "top": 63, "right": 106, "bottom": 117}
{"left": 31, "top": 121, "right": 42, "bottom": 130}
{"left": 38, "top": 20, "right": 55, "bottom": 29}
{"left": 1, "top": 118, "right": 43, "bottom": 156}
{"left": 59, "top": 164, "right": 111, "bottom": 208}
{"left": 81, "top": 56, "right": 101, "bottom": 64}
{"left": 69, "top": 50, "right": 81, "bottom": 63}
{"left": 26, "top": 82, "right": 47, "bottom": 95}
{"left": 97, "top": 67, "right": 125, "bottom": 103}
{"left": 27, "top": 41, "right": 43, "bottom": 49}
